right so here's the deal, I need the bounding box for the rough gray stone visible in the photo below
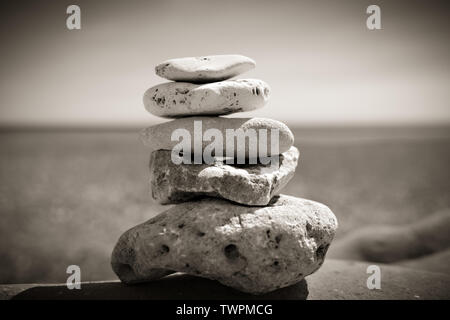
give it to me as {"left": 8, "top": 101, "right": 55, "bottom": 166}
{"left": 155, "top": 54, "right": 256, "bottom": 83}
{"left": 140, "top": 116, "right": 294, "bottom": 158}
{"left": 111, "top": 195, "right": 338, "bottom": 294}
{"left": 149, "top": 146, "right": 299, "bottom": 206}
{"left": 144, "top": 79, "right": 270, "bottom": 118}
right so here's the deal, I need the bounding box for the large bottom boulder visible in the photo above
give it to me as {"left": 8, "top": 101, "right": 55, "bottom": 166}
{"left": 111, "top": 194, "right": 337, "bottom": 294}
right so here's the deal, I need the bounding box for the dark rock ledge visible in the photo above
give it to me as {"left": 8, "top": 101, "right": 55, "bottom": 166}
{"left": 1, "top": 260, "right": 449, "bottom": 300}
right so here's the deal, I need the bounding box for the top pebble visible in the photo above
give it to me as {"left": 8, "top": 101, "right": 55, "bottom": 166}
{"left": 155, "top": 54, "right": 256, "bottom": 83}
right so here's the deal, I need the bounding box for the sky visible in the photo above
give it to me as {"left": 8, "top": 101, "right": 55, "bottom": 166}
{"left": 0, "top": 0, "right": 449, "bottom": 128}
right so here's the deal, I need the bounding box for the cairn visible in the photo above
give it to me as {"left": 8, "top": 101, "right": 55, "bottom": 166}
{"left": 111, "top": 55, "right": 337, "bottom": 294}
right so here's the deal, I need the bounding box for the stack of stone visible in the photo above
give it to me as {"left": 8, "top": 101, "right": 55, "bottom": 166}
{"left": 111, "top": 55, "right": 338, "bottom": 294}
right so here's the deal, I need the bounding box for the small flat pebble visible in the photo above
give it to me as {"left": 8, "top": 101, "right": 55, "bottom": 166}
{"left": 155, "top": 54, "right": 255, "bottom": 83}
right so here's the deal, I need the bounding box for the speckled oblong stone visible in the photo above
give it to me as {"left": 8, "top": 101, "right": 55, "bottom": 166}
{"left": 155, "top": 54, "right": 256, "bottom": 83}
{"left": 111, "top": 195, "right": 338, "bottom": 294}
{"left": 140, "top": 116, "right": 294, "bottom": 158}
{"left": 149, "top": 146, "right": 299, "bottom": 206}
{"left": 143, "top": 79, "right": 270, "bottom": 118}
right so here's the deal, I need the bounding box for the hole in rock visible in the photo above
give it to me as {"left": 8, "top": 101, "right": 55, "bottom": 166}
{"left": 275, "top": 235, "right": 282, "bottom": 244}
{"left": 159, "top": 245, "right": 170, "bottom": 255}
{"left": 224, "top": 244, "right": 240, "bottom": 260}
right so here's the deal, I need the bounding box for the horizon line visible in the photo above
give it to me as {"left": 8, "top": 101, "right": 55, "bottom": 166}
{"left": 1, "top": 123, "right": 450, "bottom": 133}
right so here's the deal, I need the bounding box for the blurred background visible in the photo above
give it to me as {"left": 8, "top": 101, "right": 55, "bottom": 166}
{"left": 0, "top": 0, "right": 449, "bottom": 283}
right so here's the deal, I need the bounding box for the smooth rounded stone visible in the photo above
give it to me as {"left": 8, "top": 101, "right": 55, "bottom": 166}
{"left": 149, "top": 146, "right": 299, "bottom": 206}
{"left": 140, "top": 117, "right": 294, "bottom": 158}
{"left": 155, "top": 54, "right": 256, "bottom": 83}
{"left": 328, "top": 209, "right": 450, "bottom": 263}
{"left": 143, "top": 79, "right": 270, "bottom": 118}
{"left": 111, "top": 195, "right": 338, "bottom": 294}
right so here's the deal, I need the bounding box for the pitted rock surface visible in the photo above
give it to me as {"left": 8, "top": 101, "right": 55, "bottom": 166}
{"left": 149, "top": 147, "right": 299, "bottom": 206}
{"left": 144, "top": 79, "right": 270, "bottom": 118}
{"left": 111, "top": 195, "right": 338, "bottom": 294}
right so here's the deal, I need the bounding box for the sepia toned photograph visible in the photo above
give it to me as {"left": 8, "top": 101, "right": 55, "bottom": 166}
{"left": 0, "top": 0, "right": 449, "bottom": 308}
